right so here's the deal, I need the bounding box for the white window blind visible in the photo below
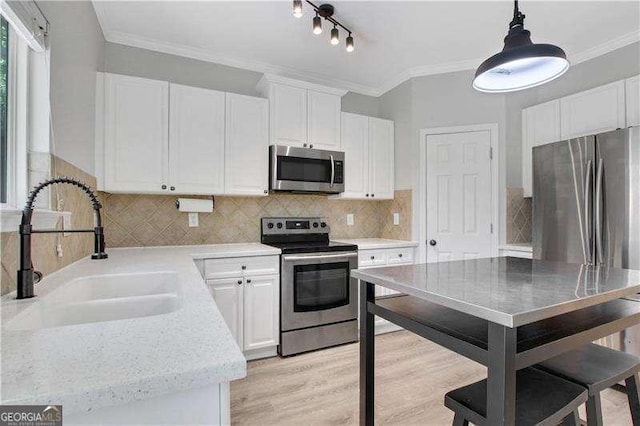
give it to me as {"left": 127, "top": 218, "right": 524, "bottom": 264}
{"left": 0, "top": 0, "right": 48, "bottom": 52}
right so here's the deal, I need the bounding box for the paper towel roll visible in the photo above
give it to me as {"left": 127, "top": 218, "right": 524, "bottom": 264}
{"left": 177, "top": 198, "right": 214, "bottom": 213}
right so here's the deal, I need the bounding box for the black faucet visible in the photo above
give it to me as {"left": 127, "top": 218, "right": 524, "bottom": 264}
{"left": 17, "top": 176, "right": 108, "bottom": 299}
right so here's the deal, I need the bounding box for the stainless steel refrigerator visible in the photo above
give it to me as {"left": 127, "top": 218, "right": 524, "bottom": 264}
{"left": 532, "top": 126, "right": 640, "bottom": 354}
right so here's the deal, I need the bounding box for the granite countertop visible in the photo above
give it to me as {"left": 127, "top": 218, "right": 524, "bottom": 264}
{"left": 498, "top": 242, "right": 533, "bottom": 252}
{"left": 333, "top": 238, "right": 419, "bottom": 250}
{"left": 1, "top": 243, "right": 280, "bottom": 415}
{"left": 352, "top": 257, "right": 640, "bottom": 327}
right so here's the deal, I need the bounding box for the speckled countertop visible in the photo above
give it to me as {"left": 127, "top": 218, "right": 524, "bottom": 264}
{"left": 332, "top": 238, "right": 419, "bottom": 250}
{"left": 1, "top": 243, "right": 280, "bottom": 415}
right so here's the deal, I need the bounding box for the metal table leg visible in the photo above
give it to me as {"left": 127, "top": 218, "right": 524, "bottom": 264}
{"left": 360, "top": 281, "right": 375, "bottom": 426}
{"left": 487, "top": 322, "right": 517, "bottom": 425}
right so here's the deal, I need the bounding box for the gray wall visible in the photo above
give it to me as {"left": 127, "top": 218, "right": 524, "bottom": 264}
{"left": 380, "top": 80, "right": 413, "bottom": 189}
{"left": 505, "top": 42, "right": 640, "bottom": 188}
{"left": 105, "top": 42, "right": 381, "bottom": 117}
{"left": 37, "top": 1, "right": 105, "bottom": 175}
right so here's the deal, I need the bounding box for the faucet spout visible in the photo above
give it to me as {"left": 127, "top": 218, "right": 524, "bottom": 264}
{"left": 17, "top": 176, "right": 108, "bottom": 299}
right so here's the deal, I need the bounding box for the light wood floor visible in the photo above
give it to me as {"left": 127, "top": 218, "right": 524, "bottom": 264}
{"left": 231, "top": 331, "right": 633, "bottom": 425}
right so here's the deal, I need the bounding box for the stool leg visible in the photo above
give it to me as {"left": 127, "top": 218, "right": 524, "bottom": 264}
{"left": 625, "top": 374, "right": 640, "bottom": 426}
{"left": 452, "top": 413, "right": 469, "bottom": 426}
{"left": 585, "top": 395, "right": 603, "bottom": 426}
{"left": 560, "top": 409, "right": 581, "bottom": 426}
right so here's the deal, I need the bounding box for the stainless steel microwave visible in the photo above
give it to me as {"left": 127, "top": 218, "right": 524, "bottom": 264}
{"left": 269, "top": 145, "right": 345, "bottom": 194}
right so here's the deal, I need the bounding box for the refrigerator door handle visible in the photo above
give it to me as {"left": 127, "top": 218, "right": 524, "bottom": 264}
{"left": 595, "top": 158, "right": 604, "bottom": 265}
{"left": 584, "top": 160, "right": 593, "bottom": 264}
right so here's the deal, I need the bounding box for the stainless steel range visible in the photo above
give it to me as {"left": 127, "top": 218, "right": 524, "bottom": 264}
{"left": 261, "top": 217, "right": 359, "bottom": 356}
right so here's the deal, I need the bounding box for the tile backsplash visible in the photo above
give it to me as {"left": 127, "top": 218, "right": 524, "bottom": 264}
{"left": 1, "top": 155, "right": 98, "bottom": 295}
{"left": 100, "top": 190, "right": 413, "bottom": 247}
{"left": 506, "top": 188, "right": 532, "bottom": 243}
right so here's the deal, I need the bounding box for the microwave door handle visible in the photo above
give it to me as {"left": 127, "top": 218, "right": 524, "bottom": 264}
{"left": 330, "top": 155, "right": 335, "bottom": 188}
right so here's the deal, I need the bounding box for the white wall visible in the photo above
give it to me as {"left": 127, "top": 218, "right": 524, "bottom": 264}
{"left": 37, "top": 1, "right": 105, "bottom": 175}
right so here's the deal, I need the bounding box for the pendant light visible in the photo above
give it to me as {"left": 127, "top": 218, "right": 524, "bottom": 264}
{"left": 292, "top": 0, "right": 303, "bottom": 18}
{"left": 293, "top": 1, "right": 354, "bottom": 52}
{"left": 330, "top": 25, "right": 339, "bottom": 45}
{"left": 312, "top": 13, "right": 322, "bottom": 34}
{"left": 473, "top": 0, "right": 569, "bottom": 93}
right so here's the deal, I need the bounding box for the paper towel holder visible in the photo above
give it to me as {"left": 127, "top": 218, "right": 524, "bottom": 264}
{"left": 175, "top": 196, "right": 215, "bottom": 211}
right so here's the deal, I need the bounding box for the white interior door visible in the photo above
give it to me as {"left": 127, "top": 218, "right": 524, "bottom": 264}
{"left": 426, "top": 130, "right": 493, "bottom": 262}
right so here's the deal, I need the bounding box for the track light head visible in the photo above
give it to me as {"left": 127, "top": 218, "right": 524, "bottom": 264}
{"left": 313, "top": 14, "right": 322, "bottom": 35}
{"left": 292, "top": 0, "right": 303, "bottom": 18}
{"left": 346, "top": 34, "right": 354, "bottom": 52}
{"left": 330, "top": 26, "right": 339, "bottom": 45}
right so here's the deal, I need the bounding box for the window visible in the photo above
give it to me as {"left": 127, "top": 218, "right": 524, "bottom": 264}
{"left": 0, "top": 16, "right": 8, "bottom": 204}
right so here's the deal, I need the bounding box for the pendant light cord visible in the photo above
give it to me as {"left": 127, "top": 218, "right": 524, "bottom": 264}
{"left": 509, "top": 0, "right": 525, "bottom": 29}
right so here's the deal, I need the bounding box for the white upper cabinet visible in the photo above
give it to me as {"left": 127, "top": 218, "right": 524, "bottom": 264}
{"left": 225, "top": 93, "right": 269, "bottom": 196}
{"left": 257, "top": 75, "right": 346, "bottom": 149}
{"left": 368, "top": 117, "right": 395, "bottom": 200}
{"left": 169, "top": 84, "right": 225, "bottom": 195}
{"left": 334, "top": 113, "right": 395, "bottom": 200}
{"left": 103, "top": 73, "right": 169, "bottom": 193}
{"left": 270, "top": 84, "right": 307, "bottom": 146}
{"left": 522, "top": 100, "right": 561, "bottom": 197}
{"left": 560, "top": 80, "right": 626, "bottom": 139}
{"left": 340, "top": 113, "right": 369, "bottom": 198}
{"left": 308, "top": 90, "right": 341, "bottom": 150}
{"left": 626, "top": 75, "right": 640, "bottom": 127}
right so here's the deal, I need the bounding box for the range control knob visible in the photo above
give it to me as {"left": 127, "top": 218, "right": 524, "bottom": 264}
{"left": 276, "top": 222, "right": 283, "bottom": 229}
{"left": 313, "top": 222, "right": 319, "bottom": 228}
{"left": 267, "top": 223, "right": 274, "bottom": 229}
{"left": 320, "top": 222, "right": 327, "bottom": 228}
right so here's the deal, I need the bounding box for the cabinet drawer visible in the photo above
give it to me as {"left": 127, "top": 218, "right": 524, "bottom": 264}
{"left": 204, "top": 256, "right": 279, "bottom": 280}
{"left": 358, "top": 250, "right": 387, "bottom": 267}
{"left": 386, "top": 247, "right": 414, "bottom": 265}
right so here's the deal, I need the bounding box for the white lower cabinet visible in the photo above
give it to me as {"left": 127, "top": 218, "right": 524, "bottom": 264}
{"left": 205, "top": 255, "right": 279, "bottom": 360}
{"left": 357, "top": 246, "right": 416, "bottom": 333}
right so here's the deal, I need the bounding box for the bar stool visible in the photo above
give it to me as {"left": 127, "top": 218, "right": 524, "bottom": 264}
{"left": 444, "top": 367, "right": 588, "bottom": 426}
{"left": 536, "top": 343, "right": 640, "bottom": 426}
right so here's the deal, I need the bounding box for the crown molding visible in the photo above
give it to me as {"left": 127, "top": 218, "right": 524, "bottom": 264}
{"left": 570, "top": 30, "right": 640, "bottom": 66}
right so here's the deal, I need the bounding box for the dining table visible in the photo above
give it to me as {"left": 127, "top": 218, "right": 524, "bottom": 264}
{"left": 352, "top": 257, "right": 640, "bottom": 425}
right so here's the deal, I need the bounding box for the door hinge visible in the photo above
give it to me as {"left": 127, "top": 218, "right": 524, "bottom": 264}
{"left": 489, "top": 147, "right": 493, "bottom": 160}
{"left": 490, "top": 223, "right": 494, "bottom": 234}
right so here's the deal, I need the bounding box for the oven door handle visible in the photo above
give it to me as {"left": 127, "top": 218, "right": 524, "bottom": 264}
{"left": 330, "top": 154, "right": 335, "bottom": 188}
{"left": 282, "top": 252, "right": 358, "bottom": 262}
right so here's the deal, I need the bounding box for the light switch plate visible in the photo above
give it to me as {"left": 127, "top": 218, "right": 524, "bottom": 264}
{"left": 393, "top": 213, "right": 400, "bottom": 225}
{"left": 188, "top": 212, "right": 199, "bottom": 227}
{"left": 346, "top": 213, "right": 354, "bottom": 226}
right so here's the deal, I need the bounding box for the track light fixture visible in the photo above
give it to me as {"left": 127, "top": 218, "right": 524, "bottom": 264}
{"left": 293, "top": 1, "right": 354, "bottom": 52}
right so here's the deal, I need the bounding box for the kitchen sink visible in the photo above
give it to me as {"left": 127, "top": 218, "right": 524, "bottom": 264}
{"left": 5, "top": 271, "right": 183, "bottom": 331}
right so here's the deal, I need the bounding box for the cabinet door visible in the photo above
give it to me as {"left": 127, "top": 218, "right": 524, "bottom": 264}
{"left": 626, "top": 75, "right": 640, "bottom": 127}
{"left": 560, "top": 80, "right": 626, "bottom": 139}
{"left": 522, "top": 100, "right": 561, "bottom": 197}
{"left": 207, "top": 278, "right": 243, "bottom": 348}
{"left": 243, "top": 274, "right": 279, "bottom": 351}
{"left": 225, "top": 93, "right": 269, "bottom": 196}
{"left": 169, "top": 84, "right": 225, "bottom": 195}
{"left": 338, "top": 113, "right": 369, "bottom": 199}
{"left": 368, "top": 118, "right": 395, "bottom": 199}
{"left": 270, "top": 84, "right": 307, "bottom": 147}
{"left": 104, "top": 73, "right": 169, "bottom": 193}
{"left": 308, "top": 90, "right": 341, "bottom": 150}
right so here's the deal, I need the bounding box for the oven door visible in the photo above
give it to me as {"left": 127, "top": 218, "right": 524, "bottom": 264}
{"left": 281, "top": 251, "right": 358, "bottom": 331}
{"left": 270, "top": 145, "right": 345, "bottom": 193}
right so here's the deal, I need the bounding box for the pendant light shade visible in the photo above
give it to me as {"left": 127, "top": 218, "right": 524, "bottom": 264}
{"left": 292, "top": 0, "right": 303, "bottom": 18}
{"left": 473, "top": 0, "right": 569, "bottom": 93}
{"left": 330, "top": 26, "right": 339, "bottom": 45}
{"left": 313, "top": 14, "right": 322, "bottom": 35}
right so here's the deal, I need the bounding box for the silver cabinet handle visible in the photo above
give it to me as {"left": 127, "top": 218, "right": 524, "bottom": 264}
{"left": 595, "top": 158, "right": 604, "bottom": 265}
{"left": 330, "top": 154, "right": 335, "bottom": 188}
{"left": 246, "top": 279, "right": 252, "bottom": 284}
{"left": 237, "top": 280, "right": 242, "bottom": 285}
{"left": 584, "top": 160, "right": 593, "bottom": 264}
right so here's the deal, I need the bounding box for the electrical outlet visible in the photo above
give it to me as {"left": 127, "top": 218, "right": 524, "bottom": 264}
{"left": 188, "top": 212, "right": 199, "bottom": 227}
{"left": 56, "top": 243, "right": 63, "bottom": 257}
{"left": 393, "top": 213, "right": 400, "bottom": 225}
{"left": 346, "top": 213, "right": 354, "bottom": 226}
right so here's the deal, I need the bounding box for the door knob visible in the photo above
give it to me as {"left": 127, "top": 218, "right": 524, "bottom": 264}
{"left": 429, "top": 240, "right": 437, "bottom": 246}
